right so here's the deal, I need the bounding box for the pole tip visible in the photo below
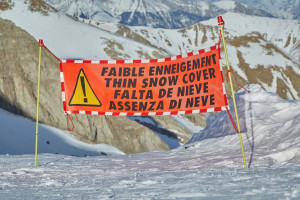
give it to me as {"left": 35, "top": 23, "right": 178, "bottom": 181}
{"left": 217, "top": 16, "right": 224, "bottom": 25}
{"left": 38, "top": 39, "right": 44, "bottom": 47}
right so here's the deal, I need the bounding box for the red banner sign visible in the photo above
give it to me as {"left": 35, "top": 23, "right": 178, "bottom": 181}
{"left": 60, "top": 46, "right": 228, "bottom": 116}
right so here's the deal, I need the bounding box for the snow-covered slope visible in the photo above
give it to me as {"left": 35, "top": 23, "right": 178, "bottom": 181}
{"left": 1, "top": 0, "right": 300, "bottom": 153}
{"left": 0, "top": 0, "right": 168, "bottom": 60}
{"left": 0, "top": 84, "right": 299, "bottom": 199}
{"left": 44, "top": 0, "right": 273, "bottom": 29}
{"left": 1, "top": 84, "right": 299, "bottom": 165}
{"left": 44, "top": 0, "right": 119, "bottom": 23}
{"left": 0, "top": 108, "right": 124, "bottom": 156}
{"left": 121, "top": 12, "right": 300, "bottom": 64}
{"left": 39, "top": 0, "right": 300, "bottom": 64}
{"left": 89, "top": 12, "right": 300, "bottom": 100}
{"left": 2, "top": 1, "right": 299, "bottom": 101}
{"left": 189, "top": 84, "right": 300, "bottom": 167}
{"left": 44, "top": 0, "right": 222, "bottom": 28}
{"left": 202, "top": 12, "right": 300, "bottom": 63}
{"left": 237, "top": 0, "right": 300, "bottom": 20}
{"left": 212, "top": 0, "right": 273, "bottom": 17}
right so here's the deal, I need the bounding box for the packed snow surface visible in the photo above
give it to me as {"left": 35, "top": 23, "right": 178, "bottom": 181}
{"left": 1, "top": 85, "right": 299, "bottom": 199}
{"left": 0, "top": 154, "right": 299, "bottom": 200}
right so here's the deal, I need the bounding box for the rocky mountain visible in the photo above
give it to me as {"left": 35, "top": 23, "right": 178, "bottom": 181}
{"left": 0, "top": 0, "right": 200, "bottom": 153}
{"left": 236, "top": 0, "right": 300, "bottom": 20}
{"left": 86, "top": 12, "right": 300, "bottom": 100}
{"left": 44, "top": 0, "right": 273, "bottom": 29}
{"left": 0, "top": 17, "right": 172, "bottom": 154}
{"left": 0, "top": 0, "right": 299, "bottom": 154}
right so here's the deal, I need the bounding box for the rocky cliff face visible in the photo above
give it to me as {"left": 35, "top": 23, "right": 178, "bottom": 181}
{"left": 0, "top": 18, "right": 170, "bottom": 154}
{"left": 0, "top": 0, "right": 14, "bottom": 11}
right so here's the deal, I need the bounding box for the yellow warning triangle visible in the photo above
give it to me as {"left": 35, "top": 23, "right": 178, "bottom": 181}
{"left": 69, "top": 69, "right": 101, "bottom": 107}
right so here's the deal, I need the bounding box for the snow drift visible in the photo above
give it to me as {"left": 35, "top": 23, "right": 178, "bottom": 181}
{"left": 188, "top": 84, "right": 300, "bottom": 167}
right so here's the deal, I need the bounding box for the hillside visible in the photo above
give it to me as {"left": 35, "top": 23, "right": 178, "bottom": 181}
{"left": 0, "top": 0, "right": 299, "bottom": 153}
{"left": 81, "top": 12, "right": 300, "bottom": 100}
{"left": 0, "top": 15, "right": 170, "bottom": 154}
{"left": 0, "top": 1, "right": 299, "bottom": 198}
{"left": 0, "top": 84, "right": 299, "bottom": 199}
{"left": 0, "top": 107, "right": 124, "bottom": 156}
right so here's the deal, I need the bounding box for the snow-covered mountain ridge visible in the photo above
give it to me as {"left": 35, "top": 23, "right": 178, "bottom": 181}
{"left": 44, "top": 0, "right": 274, "bottom": 29}
{"left": 79, "top": 12, "right": 300, "bottom": 100}
{"left": 236, "top": 0, "right": 300, "bottom": 20}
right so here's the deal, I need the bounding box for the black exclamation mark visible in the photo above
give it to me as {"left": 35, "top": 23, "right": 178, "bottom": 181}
{"left": 80, "top": 76, "right": 88, "bottom": 103}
